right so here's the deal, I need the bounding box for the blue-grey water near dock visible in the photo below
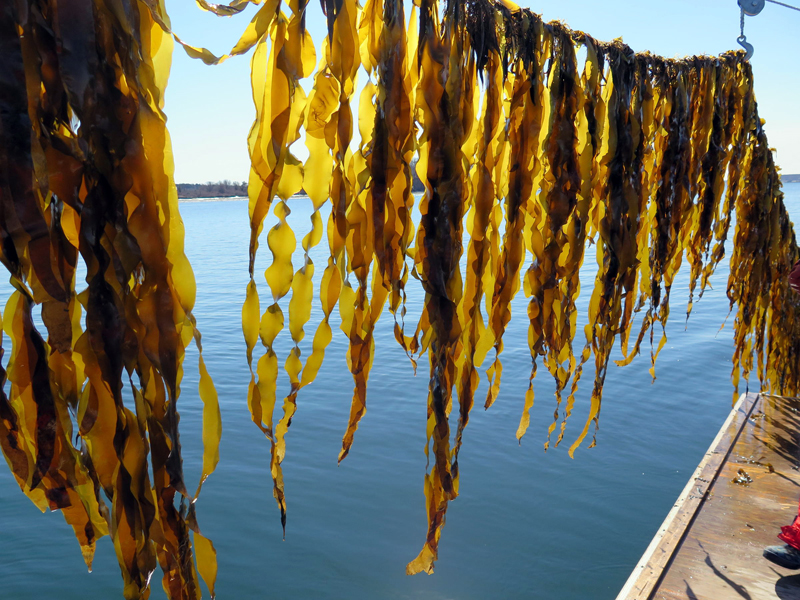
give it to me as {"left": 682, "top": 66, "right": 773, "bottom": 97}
{"left": 2, "top": 184, "right": 799, "bottom": 599}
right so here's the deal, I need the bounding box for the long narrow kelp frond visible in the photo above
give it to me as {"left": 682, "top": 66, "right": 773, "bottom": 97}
{"left": 5, "top": 0, "right": 800, "bottom": 595}
{"left": 405, "top": 0, "right": 478, "bottom": 574}
{"left": 234, "top": 0, "right": 800, "bottom": 577}
{"left": 0, "top": 0, "right": 220, "bottom": 598}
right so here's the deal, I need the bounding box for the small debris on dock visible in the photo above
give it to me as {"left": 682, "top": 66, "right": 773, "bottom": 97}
{"left": 732, "top": 469, "right": 753, "bottom": 486}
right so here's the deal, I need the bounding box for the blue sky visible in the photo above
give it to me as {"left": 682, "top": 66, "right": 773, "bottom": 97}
{"left": 163, "top": 0, "right": 800, "bottom": 183}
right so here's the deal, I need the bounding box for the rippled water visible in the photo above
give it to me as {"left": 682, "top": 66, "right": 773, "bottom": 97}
{"left": 2, "top": 184, "right": 799, "bottom": 599}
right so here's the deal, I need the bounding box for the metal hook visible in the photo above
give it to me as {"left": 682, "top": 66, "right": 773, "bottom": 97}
{"left": 737, "top": 34, "right": 755, "bottom": 60}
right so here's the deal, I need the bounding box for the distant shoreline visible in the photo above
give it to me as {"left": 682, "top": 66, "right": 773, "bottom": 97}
{"left": 178, "top": 194, "right": 312, "bottom": 203}
{"left": 179, "top": 195, "right": 248, "bottom": 203}
{"left": 177, "top": 176, "right": 800, "bottom": 202}
{"left": 177, "top": 171, "right": 426, "bottom": 200}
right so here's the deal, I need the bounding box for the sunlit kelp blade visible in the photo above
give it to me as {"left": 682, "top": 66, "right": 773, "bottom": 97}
{"left": 3, "top": 0, "right": 800, "bottom": 595}
{"left": 236, "top": 0, "right": 800, "bottom": 577}
{"left": 0, "top": 0, "right": 220, "bottom": 598}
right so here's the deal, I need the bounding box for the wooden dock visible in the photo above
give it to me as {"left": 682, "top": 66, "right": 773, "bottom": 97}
{"left": 616, "top": 392, "right": 800, "bottom": 600}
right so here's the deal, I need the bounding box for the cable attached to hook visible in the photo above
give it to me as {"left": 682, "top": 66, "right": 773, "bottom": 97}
{"left": 737, "top": 0, "right": 800, "bottom": 60}
{"left": 738, "top": 3, "right": 756, "bottom": 60}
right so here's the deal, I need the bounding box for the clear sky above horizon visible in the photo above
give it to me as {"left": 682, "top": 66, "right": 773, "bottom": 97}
{"left": 163, "top": 0, "right": 800, "bottom": 184}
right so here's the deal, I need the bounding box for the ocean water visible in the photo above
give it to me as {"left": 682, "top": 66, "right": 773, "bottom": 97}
{"left": 1, "top": 183, "right": 799, "bottom": 599}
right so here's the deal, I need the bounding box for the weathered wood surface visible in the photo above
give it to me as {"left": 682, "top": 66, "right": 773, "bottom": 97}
{"left": 616, "top": 393, "right": 800, "bottom": 600}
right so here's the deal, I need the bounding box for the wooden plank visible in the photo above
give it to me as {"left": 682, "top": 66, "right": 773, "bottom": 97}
{"left": 617, "top": 392, "right": 800, "bottom": 599}
{"left": 653, "top": 393, "right": 800, "bottom": 599}
{"left": 616, "top": 392, "right": 759, "bottom": 600}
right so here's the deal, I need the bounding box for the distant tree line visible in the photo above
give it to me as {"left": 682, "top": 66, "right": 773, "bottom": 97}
{"left": 176, "top": 181, "right": 247, "bottom": 199}
{"left": 178, "top": 172, "right": 800, "bottom": 194}
{"left": 409, "top": 160, "right": 425, "bottom": 192}
{"left": 178, "top": 169, "right": 425, "bottom": 199}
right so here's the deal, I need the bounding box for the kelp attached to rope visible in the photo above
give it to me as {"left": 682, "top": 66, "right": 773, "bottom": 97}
{"left": 3, "top": 0, "right": 800, "bottom": 596}
{"left": 237, "top": 0, "right": 800, "bottom": 577}
{"left": 0, "top": 0, "right": 220, "bottom": 598}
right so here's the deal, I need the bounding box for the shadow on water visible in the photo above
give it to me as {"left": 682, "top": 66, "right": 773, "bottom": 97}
{"left": 775, "top": 573, "right": 800, "bottom": 599}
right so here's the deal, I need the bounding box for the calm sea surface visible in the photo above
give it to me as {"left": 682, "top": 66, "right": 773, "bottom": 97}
{"left": 2, "top": 183, "right": 799, "bottom": 599}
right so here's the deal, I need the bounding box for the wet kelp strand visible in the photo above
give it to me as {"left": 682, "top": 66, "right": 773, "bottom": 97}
{"left": 0, "top": 0, "right": 220, "bottom": 598}
{"left": 235, "top": 0, "right": 800, "bottom": 577}
{"left": 1, "top": 0, "right": 799, "bottom": 595}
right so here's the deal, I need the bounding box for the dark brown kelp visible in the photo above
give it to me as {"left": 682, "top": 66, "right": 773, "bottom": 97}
{"left": 238, "top": 0, "right": 800, "bottom": 577}
{"left": 404, "top": 0, "right": 476, "bottom": 574}
{"left": 3, "top": 0, "right": 800, "bottom": 595}
{"left": 0, "top": 0, "right": 220, "bottom": 598}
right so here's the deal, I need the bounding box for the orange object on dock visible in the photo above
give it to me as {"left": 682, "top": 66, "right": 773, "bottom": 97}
{"left": 616, "top": 392, "right": 800, "bottom": 600}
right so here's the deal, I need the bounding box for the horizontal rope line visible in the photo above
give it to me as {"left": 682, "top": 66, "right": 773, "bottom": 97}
{"left": 766, "top": 0, "right": 800, "bottom": 13}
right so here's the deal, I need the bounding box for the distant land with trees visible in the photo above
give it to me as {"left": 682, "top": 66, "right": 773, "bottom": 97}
{"left": 178, "top": 172, "right": 799, "bottom": 199}
{"left": 176, "top": 181, "right": 247, "bottom": 199}
{"left": 177, "top": 165, "right": 427, "bottom": 199}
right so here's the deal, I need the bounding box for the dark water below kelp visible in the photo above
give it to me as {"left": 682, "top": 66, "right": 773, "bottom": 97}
{"left": 2, "top": 184, "right": 799, "bottom": 600}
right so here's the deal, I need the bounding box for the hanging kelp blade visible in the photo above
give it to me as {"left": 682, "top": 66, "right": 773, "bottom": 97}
{"left": 238, "top": 0, "right": 800, "bottom": 578}
{"left": 0, "top": 0, "right": 221, "bottom": 598}
{"left": 3, "top": 0, "right": 800, "bottom": 595}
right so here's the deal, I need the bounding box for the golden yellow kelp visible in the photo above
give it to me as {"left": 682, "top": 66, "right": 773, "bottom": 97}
{"left": 4, "top": 0, "right": 800, "bottom": 595}
{"left": 236, "top": 0, "right": 800, "bottom": 577}
{"left": 0, "top": 0, "right": 220, "bottom": 598}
